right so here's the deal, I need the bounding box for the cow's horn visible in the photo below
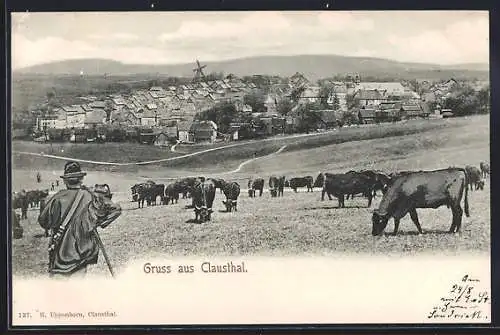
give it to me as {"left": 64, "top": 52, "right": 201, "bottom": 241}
{"left": 195, "top": 205, "right": 201, "bottom": 210}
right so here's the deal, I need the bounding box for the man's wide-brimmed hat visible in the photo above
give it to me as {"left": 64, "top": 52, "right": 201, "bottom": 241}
{"left": 60, "top": 161, "right": 87, "bottom": 179}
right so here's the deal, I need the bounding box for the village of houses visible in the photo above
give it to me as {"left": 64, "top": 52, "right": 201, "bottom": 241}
{"left": 32, "top": 71, "right": 470, "bottom": 147}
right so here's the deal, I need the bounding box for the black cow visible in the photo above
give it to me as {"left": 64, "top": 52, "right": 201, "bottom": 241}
{"left": 12, "top": 191, "right": 29, "bottom": 220}
{"left": 465, "top": 165, "right": 484, "bottom": 191}
{"left": 192, "top": 179, "right": 216, "bottom": 223}
{"left": 345, "top": 170, "right": 390, "bottom": 200}
{"left": 209, "top": 178, "right": 226, "bottom": 194}
{"left": 372, "top": 168, "right": 470, "bottom": 236}
{"left": 480, "top": 161, "right": 490, "bottom": 179}
{"left": 288, "top": 176, "right": 314, "bottom": 192}
{"left": 221, "top": 181, "right": 241, "bottom": 212}
{"left": 26, "top": 189, "right": 49, "bottom": 208}
{"left": 12, "top": 210, "right": 23, "bottom": 239}
{"left": 322, "top": 173, "right": 377, "bottom": 208}
{"left": 269, "top": 176, "right": 279, "bottom": 197}
{"left": 278, "top": 176, "right": 285, "bottom": 197}
{"left": 131, "top": 182, "right": 153, "bottom": 208}
{"left": 164, "top": 183, "right": 180, "bottom": 205}
{"left": 248, "top": 178, "right": 264, "bottom": 197}
{"left": 148, "top": 183, "right": 165, "bottom": 205}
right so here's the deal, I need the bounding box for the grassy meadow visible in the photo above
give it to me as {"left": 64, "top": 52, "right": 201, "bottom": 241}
{"left": 11, "top": 115, "right": 490, "bottom": 277}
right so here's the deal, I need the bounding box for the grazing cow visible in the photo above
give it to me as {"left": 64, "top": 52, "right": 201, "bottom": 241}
{"left": 164, "top": 183, "right": 180, "bottom": 205}
{"left": 221, "top": 181, "right": 241, "bottom": 212}
{"left": 371, "top": 168, "right": 469, "bottom": 236}
{"left": 322, "top": 172, "right": 377, "bottom": 208}
{"left": 192, "top": 179, "right": 216, "bottom": 223}
{"left": 209, "top": 178, "right": 226, "bottom": 194}
{"left": 465, "top": 165, "right": 484, "bottom": 191}
{"left": 288, "top": 176, "right": 314, "bottom": 192}
{"left": 480, "top": 161, "right": 490, "bottom": 179}
{"left": 248, "top": 178, "right": 264, "bottom": 197}
{"left": 148, "top": 183, "right": 165, "bottom": 205}
{"left": 269, "top": 176, "right": 279, "bottom": 197}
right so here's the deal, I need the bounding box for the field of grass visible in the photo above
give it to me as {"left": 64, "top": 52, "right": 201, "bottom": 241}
{"left": 11, "top": 115, "right": 490, "bottom": 278}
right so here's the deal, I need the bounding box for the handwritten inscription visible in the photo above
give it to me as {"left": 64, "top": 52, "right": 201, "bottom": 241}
{"left": 427, "top": 274, "right": 490, "bottom": 321}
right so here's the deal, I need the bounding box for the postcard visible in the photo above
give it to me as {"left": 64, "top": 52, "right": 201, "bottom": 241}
{"left": 9, "top": 10, "right": 491, "bottom": 327}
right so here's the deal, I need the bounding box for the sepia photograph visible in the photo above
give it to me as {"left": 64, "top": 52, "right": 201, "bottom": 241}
{"left": 9, "top": 10, "right": 491, "bottom": 327}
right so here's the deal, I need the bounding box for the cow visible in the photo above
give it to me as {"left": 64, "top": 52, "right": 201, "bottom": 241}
{"left": 322, "top": 172, "right": 377, "bottom": 208}
{"left": 288, "top": 176, "right": 314, "bottom": 192}
{"left": 269, "top": 176, "right": 279, "bottom": 197}
{"left": 164, "top": 183, "right": 180, "bottom": 205}
{"left": 345, "top": 170, "right": 390, "bottom": 200}
{"left": 209, "top": 178, "right": 226, "bottom": 194}
{"left": 278, "top": 176, "right": 286, "bottom": 197}
{"left": 371, "top": 168, "right": 470, "bottom": 236}
{"left": 148, "top": 183, "right": 165, "bottom": 205}
{"left": 27, "top": 189, "right": 50, "bottom": 208}
{"left": 480, "top": 161, "right": 490, "bottom": 179}
{"left": 12, "top": 210, "right": 23, "bottom": 239}
{"left": 12, "top": 191, "right": 29, "bottom": 220}
{"left": 191, "top": 179, "right": 216, "bottom": 223}
{"left": 248, "top": 178, "right": 264, "bottom": 197}
{"left": 465, "top": 165, "right": 484, "bottom": 191}
{"left": 131, "top": 182, "right": 154, "bottom": 208}
{"left": 221, "top": 181, "right": 241, "bottom": 212}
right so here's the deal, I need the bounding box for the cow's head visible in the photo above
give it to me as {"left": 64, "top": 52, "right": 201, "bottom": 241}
{"left": 371, "top": 210, "right": 389, "bottom": 236}
{"left": 477, "top": 180, "right": 485, "bottom": 190}
{"left": 248, "top": 189, "right": 255, "bottom": 197}
{"left": 270, "top": 189, "right": 277, "bottom": 197}
{"left": 284, "top": 180, "right": 290, "bottom": 187}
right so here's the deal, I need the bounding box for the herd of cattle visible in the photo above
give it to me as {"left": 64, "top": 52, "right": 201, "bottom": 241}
{"left": 128, "top": 161, "right": 490, "bottom": 235}
{"left": 10, "top": 160, "right": 489, "bottom": 239}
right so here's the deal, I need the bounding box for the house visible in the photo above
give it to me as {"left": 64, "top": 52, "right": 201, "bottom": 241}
{"left": 354, "top": 89, "right": 387, "bottom": 107}
{"left": 358, "top": 108, "right": 377, "bottom": 124}
{"left": 140, "top": 110, "right": 157, "bottom": 127}
{"left": 64, "top": 105, "right": 86, "bottom": 128}
{"left": 376, "top": 101, "right": 402, "bottom": 122}
{"left": 190, "top": 120, "right": 217, "bottom": 143}
{"left": 400, "top": 104, "right": 428, "bottom": 119}
{"left": 124, "top": 111, "right": 141, "bottom": 126}
{"left": 84, "top": 110, "right": 107, "bottom": 128}
{"left": 300, "top": 86, "right": 321, "bottom": 103}
{"left": 154, "top": 132, "right": 171, "bottom": 147}
{"left": 313, "top": 110, "right": 337, "bottom": 129}
{"left": 177, "top": 120, "right": 193, "bottom": 143}
{"left": 356, "top": 82, "right": 406, "bottom": 97}
{"left": 328, "top": 85, "right": 348, "bottom": 111}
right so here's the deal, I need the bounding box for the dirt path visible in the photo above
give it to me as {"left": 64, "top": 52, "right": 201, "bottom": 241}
{"left": 142, "top": 144, "right": 288, "bottom": 182}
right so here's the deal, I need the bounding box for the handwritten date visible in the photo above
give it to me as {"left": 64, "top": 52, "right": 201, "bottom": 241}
{"left": 427, "top": 275, "right": 490, "bottom": 321}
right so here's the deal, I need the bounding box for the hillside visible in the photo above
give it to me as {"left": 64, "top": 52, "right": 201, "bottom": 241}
{"left": 14, "top": 55, "right": 489, "bottom": 81}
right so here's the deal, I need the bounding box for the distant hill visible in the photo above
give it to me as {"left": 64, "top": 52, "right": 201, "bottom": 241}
{"left": 14, "top": 55, "right": 489, "bottom": 81}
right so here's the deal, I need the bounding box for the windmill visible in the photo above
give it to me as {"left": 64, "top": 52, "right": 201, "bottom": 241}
{"left": 192, "top": 59, "right": 207, "bottom": 83}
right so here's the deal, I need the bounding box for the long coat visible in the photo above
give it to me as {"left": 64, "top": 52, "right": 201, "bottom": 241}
{"left": 38, "top": 186, "right": 121, "bottom": 275}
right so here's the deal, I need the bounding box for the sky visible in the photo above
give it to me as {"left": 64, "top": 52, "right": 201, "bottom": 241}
{"left": 11, "top": 11, "right": 489, "bottom": 70}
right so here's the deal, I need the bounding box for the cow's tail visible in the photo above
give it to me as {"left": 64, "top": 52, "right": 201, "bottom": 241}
{"left": 462, "top": 168, "right": 470, "bottom": 217}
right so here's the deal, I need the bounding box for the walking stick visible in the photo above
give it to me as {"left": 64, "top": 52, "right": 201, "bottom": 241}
{"left": 92, "top": 229, "right": 115, "bottom": 278}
